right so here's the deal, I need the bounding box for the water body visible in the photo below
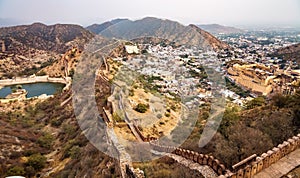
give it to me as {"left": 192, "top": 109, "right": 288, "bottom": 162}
{"left": 0, "top": 82, "right": 65, "bottom": 98}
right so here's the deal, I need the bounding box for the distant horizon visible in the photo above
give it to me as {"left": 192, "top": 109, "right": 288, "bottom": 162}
{"left": 1, "top": 16, "right": 300, "bottom": 31}
{"left": 1, "top": 0, "right": 299, "bottom": 29}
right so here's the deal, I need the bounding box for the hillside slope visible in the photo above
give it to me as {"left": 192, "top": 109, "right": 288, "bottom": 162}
{"left": 0, "top": 90, "right": 121, "bottom": 177}
{"left": 181, "top": 92, "right": 300, "bottom": 168}
{"left": 272, "top": 43, "right": 300, "bottom": 64}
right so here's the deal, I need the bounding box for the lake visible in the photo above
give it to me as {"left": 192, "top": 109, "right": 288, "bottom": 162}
{"left": 0, "top": 82, "right": 65, "bottom": 98}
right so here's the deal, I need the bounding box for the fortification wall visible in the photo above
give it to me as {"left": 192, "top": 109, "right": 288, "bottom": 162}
{"left": 0, "top": 76, "right": 71, "bottom": 91}
{"left": 0, "top": 76, "right": 69, "bottom": 85}
{"left": 149, "top": 141, "right": 228, "bottom": 176}
{"left": 149, "top": 133, "right": 300, "bottom": 178}
{"left": 218, "top": 133, "right": 300, "bottom": 178}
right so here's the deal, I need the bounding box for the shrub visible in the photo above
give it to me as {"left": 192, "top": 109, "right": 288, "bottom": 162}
{"left": 69, "top": 68, "right": 75, "bottom": 78}
{"left": 134, "top": 103, "right": 149, "bottom": 113}
{"left": 51, "top": 118, "right": 63, "bottom": 127}
{"left": 141, "top": 49, "right": 148, "bottom": 54}
{"left": 170, "top": 105, "right": 177, "bottom": 111}
{"left": 26, "top": 154, "right": 47, "bottom": 171}
{"left": 61, "top": 124, "right": 78, "bottom": 139}
{"left": 37, "top": 133, "right": 54, "bottom": 149}
{"left": 129, "top": 89, "right": 134, "bottom": 96}
{"left": 36, "top": 71, "right": 47, "bottom": 76}
{"left": 113, "top": 112, "right": 123, "bottom": 122}
{"left": 7, "top": 166, "right": 25, "bottom": 176}
{"left": 156, "top": 114, "right": 163, "bottom": 119}
{"left": 272, "top": 94, "right": 288, "bottom": 108}
{"left": 69, "top": 146, "right": 81, "bottom": 159}
{"left": 245, "top": 97, "right": 265, "bottom": 109}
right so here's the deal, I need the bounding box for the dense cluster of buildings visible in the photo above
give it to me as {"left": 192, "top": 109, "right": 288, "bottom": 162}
{"left": 113, "top": 44, "right": 222, "bottom": 109}
{"left": 116, "top": 30, "right": 300, "bottom": 107}
{"left": 218, "top": 31, "right": 300, "bottom": 97}
{"left": 218, "top": 30, "right": 300, "bottom": 63}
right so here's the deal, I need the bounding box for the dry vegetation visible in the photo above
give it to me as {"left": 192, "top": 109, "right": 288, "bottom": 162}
{"left": 180, "top": 91, "right": 300, "bottom": 168}
{"left": 0, "top": 90, "right": 121, "bottom": 177}
{"left": 133, "top": 156, "right": 205, "bottom": 178}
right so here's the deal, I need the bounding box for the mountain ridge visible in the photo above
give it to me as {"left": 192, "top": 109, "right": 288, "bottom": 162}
{"left": 97, "top": 17, "right": 230, "bottom": 51}
{"left": 86, "top": 18, "right": 129, "bottom": 34}
{"left": 0, "top": 18, "right": 230, "bottom": 78}
{"left": 0, "top": 22, "right": 95, "bottom": 54}
{"left": 197, "top": 24, "right": 244, "bottom": 34}
{"left": 0, "top": 22, "right": 95, "bottom": 78}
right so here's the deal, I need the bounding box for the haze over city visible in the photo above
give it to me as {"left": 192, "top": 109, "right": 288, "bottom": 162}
{"left": 0, "top": 0, "right": 300, "bottom": 28}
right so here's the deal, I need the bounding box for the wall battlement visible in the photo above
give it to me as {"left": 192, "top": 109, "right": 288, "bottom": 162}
{"left": 149, "top": 141, "right": 228, "bottom": 176}
{"left": 218, "top": 133, "right": 300, "bottom": 178}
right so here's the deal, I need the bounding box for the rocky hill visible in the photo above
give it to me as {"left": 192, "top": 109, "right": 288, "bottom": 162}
{"left": 98, "top": 17, "right": 230, "bottom": 51}
{"left": 0, "top": 23, "right": 94, "bottom": 54}
{"left": 189, "top": 24, "right": 231, "bottom": 50}
{"left": 197, "top": 24, "right": 244, "bottom": 34}
{"left": 272, "top": 43, "right": 300, "bottom": 64}
{"left": 0, "top": 23, "right": 95, "bottom": 78}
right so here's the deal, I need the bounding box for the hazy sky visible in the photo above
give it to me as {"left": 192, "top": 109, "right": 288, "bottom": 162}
{"left": 0, "top": 0, "right": 299, "bottom": 28}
